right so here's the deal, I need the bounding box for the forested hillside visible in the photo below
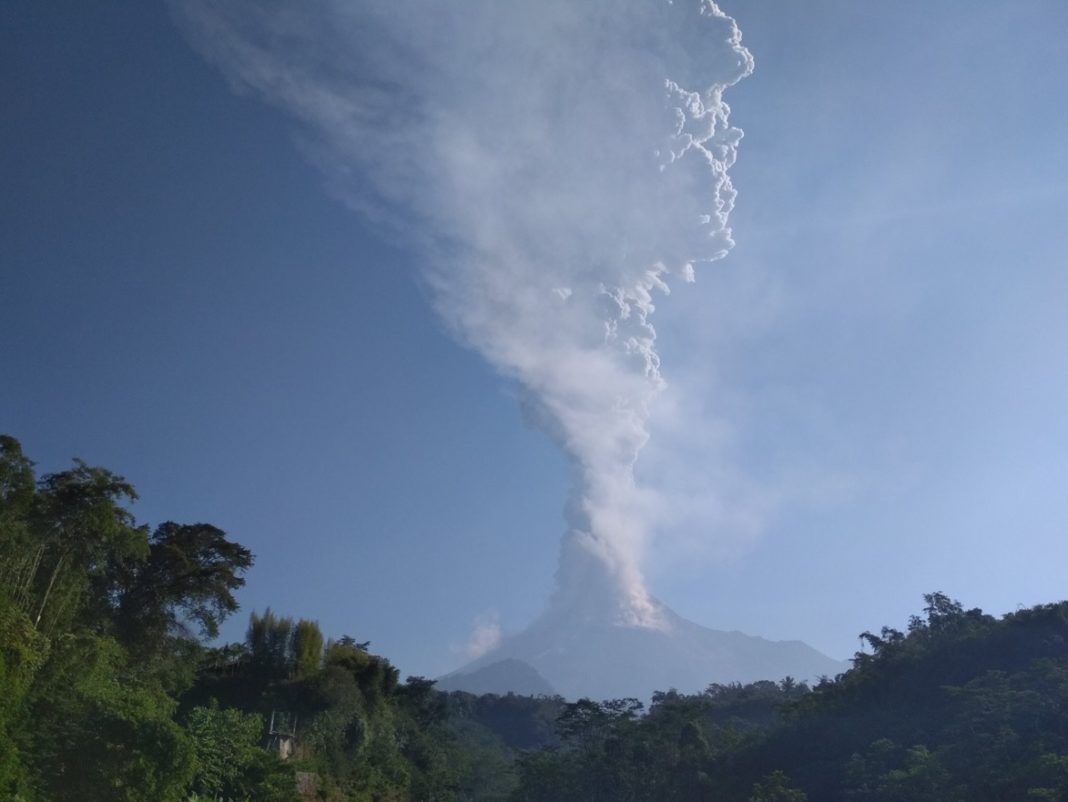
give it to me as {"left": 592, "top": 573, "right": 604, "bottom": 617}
{"left": 0, "top": 435, "right": 561, "bottom": 801}
{"left": 508, "top": 594, "right": 1068, "bottom": 801}
{"left": 3, "top": 434, "right": 1068, "bottom": 801}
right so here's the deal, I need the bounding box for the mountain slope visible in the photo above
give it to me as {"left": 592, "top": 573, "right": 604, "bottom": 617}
{"left": 436, "top": 658, "right": 558, "bottom": 697}
{"left": 447, "top": 596, "right": 846, "bottom": 700}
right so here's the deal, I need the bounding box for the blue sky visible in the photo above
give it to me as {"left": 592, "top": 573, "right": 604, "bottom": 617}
{"left": 3, "top": 1, "right": 1067, "bottom": 679}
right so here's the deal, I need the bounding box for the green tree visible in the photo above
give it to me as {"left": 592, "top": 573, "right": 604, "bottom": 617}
{"left": 185, "top": 700, "right": 296, "bottom": 801}
{"left": 0, "top": 597, "right": 49, "bottom": 795}
{"left": 27, "top": 460, "right": 148, "bottom": 635}
{"left": 1028, "top": 753, "right": 1068, "bottom": 801}
{"left": 0, "top": 437, "right": 37, "bottom": 612}
{"left": 749, "top": 770, "right": 808, "bottom": 802}
{"left": 186, "top": 701, "right": 263, "bottom": 798}
{"left": 0, "top": 437, "right": 263, "bottom": 800}
{"left": 290, "top": 618, "right": 324, "bottom": 678}
{"left": 248, "top": 608, "right": 294, "bottom": 678}
{"left": 22, "top": 634, "right": 194, "bottom": 802}
{"left": 115, "top": 522, "right": 252, "bottom": 655}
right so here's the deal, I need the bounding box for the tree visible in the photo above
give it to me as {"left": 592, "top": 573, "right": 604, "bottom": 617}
{"left": 0, "top": 436, "right": 34, "bottom": 505}
{"left": 556, "top": 697, "right": 642, "bottom": 752}
{"left": 22, "top": 634, "right": 194, "bottom": 802}
{"left": 920, "top": 592, "right": 965, "bottom": 630}
{"left": 115, "top": 522, "right": 253, "bottom": 654}
{"left": 248, "top": 608, "right": 294, "bottom": 678}
{"left": 749, "top": 770, "right": 808, "bottom": 802}
{"left": 186, "top": 700, "right": 295, "bottom": 801}
{"left": 28, "top": 461, "right": 148, "bottom": 636}
{"left": 290, "top": 618, "right": 324, "bottom": 678}
{"left": 0, "top": 596, "right": 49, "bottom": 795}
{"left": 0, "top": 437, "right": 35, "bottom": 600}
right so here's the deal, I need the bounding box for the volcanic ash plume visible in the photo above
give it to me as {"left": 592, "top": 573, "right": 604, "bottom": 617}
{"left": 173, "top": 0, "right": 753, "bottom": 627}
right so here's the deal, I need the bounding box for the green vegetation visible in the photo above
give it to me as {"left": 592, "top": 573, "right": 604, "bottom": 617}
{"left": 4, "top": 433, "right": 1068, "bottom": 800}
{"left": 0, "top": 435, "right": 545, "bottom": 802}
{"left": 505, "top": 594, "right": 1068, "bottom": 801}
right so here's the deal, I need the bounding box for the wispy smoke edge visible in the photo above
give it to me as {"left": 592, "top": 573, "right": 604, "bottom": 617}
{"left": 170, "top": 0, "right": 753, "bottom": 628}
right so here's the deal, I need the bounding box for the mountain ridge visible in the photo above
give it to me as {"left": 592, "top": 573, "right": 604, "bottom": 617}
{"left": 444, "top": 596, "right": 846, "bottom": 699}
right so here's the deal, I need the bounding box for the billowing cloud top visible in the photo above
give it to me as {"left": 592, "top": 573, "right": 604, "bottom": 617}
{"left": 172, "top": 0, "right": 752, "bottom": 627}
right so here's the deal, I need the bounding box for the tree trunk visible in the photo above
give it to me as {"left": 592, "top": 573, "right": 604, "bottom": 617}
{"left": 34, "top": 551, "right": 65, "bottom": 630}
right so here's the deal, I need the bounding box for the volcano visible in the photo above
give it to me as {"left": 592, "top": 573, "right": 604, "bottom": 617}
{"left": 442, "top": 592, "right": 846, "bottom": 700}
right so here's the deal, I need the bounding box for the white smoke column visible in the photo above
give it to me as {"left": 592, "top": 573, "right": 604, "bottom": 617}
{"left": 172, "top": 0, "right": 753, "bottom": 627}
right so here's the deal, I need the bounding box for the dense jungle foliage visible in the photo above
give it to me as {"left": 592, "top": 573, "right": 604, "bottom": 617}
{"left": 3, "top": 434, "right": 1068, "bottom": 801}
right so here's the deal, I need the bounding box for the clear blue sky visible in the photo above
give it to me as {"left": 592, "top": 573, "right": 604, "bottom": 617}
{"left": 3, "top": 1, "right": 1067, "bottom": 679}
